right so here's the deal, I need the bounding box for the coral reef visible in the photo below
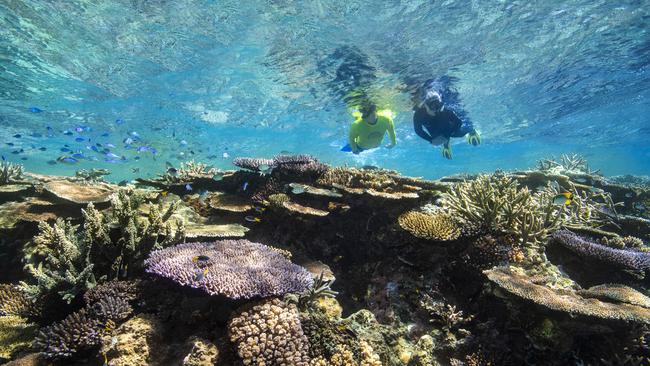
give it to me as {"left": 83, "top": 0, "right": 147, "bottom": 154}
{"left": 0, "top": 284, "right": 37, "bottom": 318}
{"left": 159, "top": 161, "right": 221, "bottom": 184}
{"left": 0, "top": 160, "right": 24, "bottom": 185}
{"left": 551, "top": 229, "right": 650, "bottom": 270}
{"left": 233, "top": 157, "right": 274, "bottom": 172}
{"left": 228, "top": 298, "right": 311, "bottom": 365}
{"left": 100, "top": 313, "right": 163, "bottom": 366}
{"left": 398, "top": 211, "right": 461, "bottom": 241}
{"left": 75, "top": 168, "right": 111, "bottom": 182}
{"left": 43, "top": 180, "right": 114, "bottom": 204}
{"left": 21, "top": 218, "right": 96, "bottom": 303}
{"left": 34, "top": 294, "right": 133, "bottom": 358}
{"left": 484, "top": 267, "right": 650, "bottom": 323}
{"left": 145, "top": 240, "right": 313, "bottom": 298}
{"left": 0, "top": 315, "right": 37, "bottom": 361}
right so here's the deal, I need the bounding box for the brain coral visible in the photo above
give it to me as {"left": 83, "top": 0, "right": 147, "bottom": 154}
{"left": 144, "top": 240, "right": 313, "bottom": 299}
{"left": 228, "top": 298, "right": 311, "bottom": 365}
{"left": 398, "top": 211, "right": 461, "bottom": 241}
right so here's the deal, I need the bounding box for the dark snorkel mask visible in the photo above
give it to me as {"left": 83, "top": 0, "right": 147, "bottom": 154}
{"left": 421, "top": 90, "right": 444, "bottom": 112}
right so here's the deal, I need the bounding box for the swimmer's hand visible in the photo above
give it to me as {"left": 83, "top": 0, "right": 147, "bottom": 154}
{"left": 467, "top": 131, "right": 481, "bottom": 146}
{"left": 442, "top": 140, "right": 452, "bottom": 159}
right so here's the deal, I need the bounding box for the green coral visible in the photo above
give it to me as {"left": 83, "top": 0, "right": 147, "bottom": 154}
{"left": 84, "top": 188, "right": 185, "bottom": 279}
{"left": 0, "top": 315, "right": 37, "bottom": 361}
{"left": 21, "top": 189, "right": 184, "bottom": 302}
{"left": 442, "top": 174, "right": 561, "bottom": 249}
{"left": 0, "top": 160, "right": 23, "bottom": 185}
{"left": 21, "top": 218, "right": 96, "bottom": 303}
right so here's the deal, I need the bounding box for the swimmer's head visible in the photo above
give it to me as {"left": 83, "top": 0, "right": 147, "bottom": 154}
{"left": 360, "top": 102, "right": 377, "bottom": 120}
{"left": 420, "top": 89, "right": 443, "bottom": 113}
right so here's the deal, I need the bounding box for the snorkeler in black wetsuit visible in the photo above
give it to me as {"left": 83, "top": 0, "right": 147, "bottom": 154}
{"left": 413, "top": 80, "right": 481, "bottom": 159}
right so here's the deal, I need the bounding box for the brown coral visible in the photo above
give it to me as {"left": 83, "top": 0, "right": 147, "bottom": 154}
{"left": 0, "top": 284, "right": 36, "bottom": 318}
{"left": 398, "top": 211, "right": 461, "bottom": 241}
{"left": 577, "top": 284, "right": 650, "bottom": 308}
{"left": 228, "top": 298, "right": 311, "bottom": 365}
{"left": 484, "top": 267, "right": 650, "bottom": 324}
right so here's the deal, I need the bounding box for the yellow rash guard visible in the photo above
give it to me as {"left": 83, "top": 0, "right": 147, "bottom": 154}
{"left": 348, "top": 112, "right": 396, "bottom": 151}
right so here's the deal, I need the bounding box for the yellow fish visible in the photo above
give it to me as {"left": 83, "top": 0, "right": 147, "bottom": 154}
{"left": 244, "top": 216, "right": 261, "bottom": 223}
{"left": 553, "top": 192, "right": 574, "bottom": 205}
{"left": 161, "top": 191, "right": 168, "bottom": 197}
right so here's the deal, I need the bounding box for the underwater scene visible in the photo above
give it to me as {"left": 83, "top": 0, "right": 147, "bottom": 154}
{"left": 1, "top": 1, "right": 649, "bottom": 365}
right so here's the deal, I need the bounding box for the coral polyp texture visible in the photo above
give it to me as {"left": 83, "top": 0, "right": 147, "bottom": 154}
{"left": 0, "top": 284, "right": 36, "bottom": 318}
{"left": 484, "top": 267, "right": 650, "bottom": 324}
{"left": 551, "top": 230, "right": 650, "bottom": 270}
{"left": 398, "top": 211, "right": 461, "bottom": 241}
{"left": 144, "top": 240, "right": 313, "bottom": 298}
{"left": 228, "top": 298, "right": 311, "bottom": 366}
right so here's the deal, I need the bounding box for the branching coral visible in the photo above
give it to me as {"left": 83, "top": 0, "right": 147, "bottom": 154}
{"left": 145, "top": 240, "right": 313, "bottom": 299}
{"left": 551, "top": 230, "right": 650, "bottom": 270}
{"left": 0, "top": 284, "right": 39, "bottom": 318}
{"left": 0, "top": 315, "right": 37, "bottom": 360}
{"left": 228, "top": 298, "right": 311, "bottom": 365}
{"left": 419, "top": 294, "right": 474, "bottom": 332}
{"left": 0, "top": 160, "right": 24, "bottom": 185}
{"left": 286, "top": 272, "right": 339, "bottom": 311}
{"left": 84, "top": 189, "right": 184, "bottom": 279}
{"left": 34, "top": 294, "right": 132, "bottom": 359}
{"left": 536, "top": 153, "right": 598, "bottom": 174}
{"left": 233, "top": 157, "right": 274, "bottom": 171}
{"left": 398, "top": 211, "right": 461, "bottom": 241}
{"left": 158, "top": 161, "right": 220, "bottom": 183}
{"left": 441, "top": 174, "right": 561, "bottom": 249}
{"left": 21, "top": 218, "right": 96, "bottom": 303}
{"left": 75, "top": 168, "right": 110, "bottom": 182}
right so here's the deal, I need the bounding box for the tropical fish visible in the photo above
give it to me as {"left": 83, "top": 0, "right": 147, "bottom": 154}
{"left": 38, "top": 147, "right": 47, "bottom": 151}
{"left": 46, "top": 160, "right": 57, "bottom": 165}
{"left": 57, "top": 156, "right": 78, "bottom": 164}
{"left": 244, "top": 216, "right": 261, "bottom": 223}
{"left": 13, "top": 134, "right": 21, "bottom": 138}
{"left": 192, "top": 255, "right": 210, "bottom": 263}
{"left": 31, "top": 133, "right": 43, "bottom": 138}
{"left": 258, "top": 164, "right": 272, "bottom": 175}
{"left": 222, "top": 152, "right": 230, "bottom": 159}
{"left": 242, "top": 181, "right": 249, "bottom": 191}
{"left": 60, "top": 147, "right": 71, "bottom": 152}
{"left": 193, "top": 267, "right": 209, "bottom": 281}
{"left": 185, "top": 183, "right": 192, "bottom": 191}
{"left": 132, "top": 168, "right": 140, "bottom": 173}
{"left": 553, "top": 192, "right": 574, "bottom": 205}
{"left": 289, "top": 183, "right": 305, "bottom": 194}
{"left": 212, "top": 173, "right": 223, "bottom": 181}
{"left": 28, "top": 106, "right": 43, "bottom": 113}
{"left": 118, "top": 180, "right": 129, "bottom": 186}
{"left": 75, "top": 137, "right": 85, "bottom": 142}
{"left": 6, "top": 142, "right": 14, "bottom": 146}
{"left": 63, "top": 130, "right": 74, "bottom": 136}
{"left": 115, "top": 118, "right": 125, "bottom": 125}
{"left": 161, "top": 191, "right": 168, "bottom": 197}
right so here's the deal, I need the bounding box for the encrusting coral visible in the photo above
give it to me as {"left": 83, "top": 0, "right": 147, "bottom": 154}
{"left": 20, "top": 218, "right": 96, "bottom": 303}
{"left": 398, "top": 211, "right": 461, "bottom": 241}
{"left": 551, "top": 229, "right": 650, "bottom": 270}
{"left": 0, "top": 160, "right": 24, "bottom": 185}
{"left": 145, "top": 240, "right": 313, "bottom": 299}
{"left": 228, "top": 298, "right": 311, "bottom": 366}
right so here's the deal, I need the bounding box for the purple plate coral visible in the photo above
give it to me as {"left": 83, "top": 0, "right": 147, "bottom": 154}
{"left": 144, "top": 240, "right": 313, "bottom": 299}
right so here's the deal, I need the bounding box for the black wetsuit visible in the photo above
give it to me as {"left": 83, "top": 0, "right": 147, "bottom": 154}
{"left": 413, "top": 107, "right": 474, "bottom": 143}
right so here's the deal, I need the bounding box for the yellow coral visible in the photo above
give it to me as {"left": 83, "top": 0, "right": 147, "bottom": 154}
{"left": 398, "top": 211, "right": 461, "bottom": 241}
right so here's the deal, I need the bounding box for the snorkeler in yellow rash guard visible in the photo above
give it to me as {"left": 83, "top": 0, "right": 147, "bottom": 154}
{"left": 342, "top": 103, "right": 396, "bottom": 154}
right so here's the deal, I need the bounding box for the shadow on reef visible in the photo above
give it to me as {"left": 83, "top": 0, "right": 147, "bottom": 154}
{"left": 0, "top": 154, "right": 649, "bottom": 365}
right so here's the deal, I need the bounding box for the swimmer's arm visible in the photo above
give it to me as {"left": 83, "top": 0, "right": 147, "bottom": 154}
{"left": 348, "top": 122, "right": 360, "bottom": 152}
{"left": 413, "top": 118, "right": 432, "bottom": 142}
{"left": 386, "top": 118, "right": 396, "bottom": 147}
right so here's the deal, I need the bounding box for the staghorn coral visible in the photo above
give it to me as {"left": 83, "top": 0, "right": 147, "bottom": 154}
{"left": 34, "top": 295, "right": 133, "bottom": 359}
{"left": 551, "top": 230, "right": 650, "bottom": 270}
{"left": 21, "top": 218, "right": 96, "bottom": 303}
{"left": 419, "top": 294, "right": 474, "bottom": 333}
{"left": 398, "top": 211, "right": 461, "bottom": 241}
{"left": 536, "top": 153, "right": 600, "bottom": 175}
{"left": 441, "top": 174, "right": 563, "bottom": 249}
{"left": 0, "top": 160, "right": 24, "bottom": 185}
{"left": 159, "top": 161, "right": 220, "bottom": 183}
{"left": 228, "top": 298, "right": 311, "bottom": 365}
{"left": 84, "top": 189, "right": 185, "bottom": 279}
{"left": 484, "top": 267, "right": 650, "bottom": 323}
{"left": 145, "top": 240, "right": 313, "bottom": 299}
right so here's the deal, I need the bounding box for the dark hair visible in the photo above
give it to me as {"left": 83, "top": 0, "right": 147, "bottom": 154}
{"left": 360, "top": 103, "right": 376, "bottom": 118}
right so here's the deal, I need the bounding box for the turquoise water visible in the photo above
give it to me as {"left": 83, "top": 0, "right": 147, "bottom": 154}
{"left": 1, "top": 1, "right": 649, "bottom": 180}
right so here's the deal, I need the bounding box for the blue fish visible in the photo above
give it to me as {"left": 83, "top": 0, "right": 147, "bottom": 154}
{"left": 115, "top": 118, "right": 124, "bottom": 125}
{"left": 106, "top": 152, "right": 120, "bottom": 159}
{"left": 180, "top": 140, "right": 188, "bottom": 146}
{"left": 60, "top": 147, "right": 72, "bottom": 152}
{"left": 106, "top": 143, "right": 116, "bottom": 148}
{"left": 47, "top": 160, "right": 57, "bottom": 165}
{"left": 90, "top": 145, "right": 100, "bottom": 152}
{"left": 137, "top": 146, "right": 150, "bottom": 153}
{"left": 31, "top": 133, "right": 43, "bottom": 138}
{"left": 63, "top": 130, "right": 73, "bottom": 136}
{"left": 105, "top": 158, "right": 121, "bottom": 164}
{"left": 46, "top": 126, "right": 53, "bottom": 131}
{"left": 242, "top": 182, "right": 249, "bottom": 191}
{"left": 101, "top": 132, "right": 110, "bottom": 137}
{"left": 75, "top": 137, "right": 85, "bottom": 142}
{"left": 6, "top": 142, "right": 14, "bottom": 146}
{"left": 185, "top": 183, "right": 192, "bottom": 191}
{"left": 38, "top": 147, "right": 47, "bottom": 151}
{"left": 57, "top": 156, "right": 78, "bottom": 164}
{"left": 134, "top": 156, "right": 141, "bottom": 161}
{"left": 29, "top": 107, "right": 43, "bottom": 113}
{"left": 13, "top": 134, "right": 21, "bottom": 138}
{"left": 21, "top": 157, "right": 27, "bottom": 161}
{"left": 71, "top": 153, "right": 86, "bottom": 159}
{"left": 130, "top": 131, "right": 139, "bottom": 137}
{"left": 1, "top": 156, "right": 4, "bottom": 161}
{"left": 75, "top": 126, "right": 85, "bottom": 133}
{"left": 123, "top": 138, "right": 134, "bottom": 145}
